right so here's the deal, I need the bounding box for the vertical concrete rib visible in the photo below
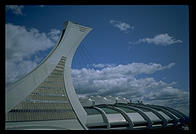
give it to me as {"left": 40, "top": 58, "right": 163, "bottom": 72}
{"left": 146, "top": 105, "right": 179, "bottom": 126}
{"left": 154, "top": 105, "right": 187, "bottom": 125}
{"left": 131, "top": 104, "right": 168, "bottom": 128}
{"left": 165, "top": 106, "right": 188, "bottom": 123}
{"left": 106, "top": 105, "right": 134, "bottom": 129}
{"left": 93, "top": 107, "right": 111, "bottom": 129}
{"left": 118, "top": 105, "right": 152, "bottom": 129}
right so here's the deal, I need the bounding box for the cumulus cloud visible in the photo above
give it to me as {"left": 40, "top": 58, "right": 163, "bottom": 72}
{"left": 129, "top": 33, "right": 183, "bottom": 46}
{"left": 6, "top": 23, "right": 60, "bottom": 85}
{"left": 72, "top": 62, "right": 175, "bottom": 96}
{"left": 72, "top": 63, "right": 189, "bottom": 115}
{"left": 110, "top": 20, "right": 134, "bottom": 33}
{"left": 6, "top": 5, "right": 24, "bottom": 16}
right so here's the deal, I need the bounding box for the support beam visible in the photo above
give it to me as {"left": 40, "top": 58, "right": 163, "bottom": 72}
{"left": 117, "top": 104, "right": 152, "bottom": 129}
{"left": 152, "top": 105, "right": 187, "bottom": 125}
{"left": 131, "top": 104, "right": 168, "bottom": 128}
{"left": 93, "top": 106, "right": 111, "bottom": 129}
{"left": 106, "top": 105, "right": 134, "bottom": 129}
{"left": 146, "top": 105, "right": 179, "bottom": 126}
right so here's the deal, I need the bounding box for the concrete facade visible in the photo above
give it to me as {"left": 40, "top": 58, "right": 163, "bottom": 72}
{"left": 6, "top": 21, "right": 92, "bottom": 130}
{"left": 5, "top": 21, "right": 189, "bottom": 130}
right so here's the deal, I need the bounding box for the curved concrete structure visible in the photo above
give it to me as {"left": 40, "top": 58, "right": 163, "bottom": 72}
{"left": 146, "top": 105, "right": 179, "bottom": 126}
{"left": 81, "top": 96, "right": 189, "bottom": 130}
{"left": 131, "top": 104, "right": 168, "bottom": 127}
{"left": 116, "top": 105, "right": 153, "bottom": 128}
{"left": 106, "top": 106, "right": 134, "bottom": 129}
{"left": 6, "top": 21, "right": 92, "bottom": 130}
{"left": 93, "top": 106, "right": 111, "bottom": 128}
{"left": 6, "top": 21, "right": 189, "bottom": 130}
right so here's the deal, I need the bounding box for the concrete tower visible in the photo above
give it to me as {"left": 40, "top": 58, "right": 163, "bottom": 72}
{"left": 6, "top": 21, "right": 92, "bottom": 130}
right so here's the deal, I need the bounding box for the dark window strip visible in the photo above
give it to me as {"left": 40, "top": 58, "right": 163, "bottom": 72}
{"left": 9, "top": 109, "right": 74, "bottom": 113}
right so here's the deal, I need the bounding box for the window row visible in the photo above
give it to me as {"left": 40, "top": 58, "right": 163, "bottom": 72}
{"left": 13, "top": 102, "right": 72, "bottom": 110}
{"left": 6, "top": 110, "right": 76, "bottom": 121}
{"left": 25, "top": 99, "right": 69, "bottom": 104}
{"left": 31, "top": 92, "right": 67, "bottom": 97}
{"left": 9, "top": 109, "right": 74, "bottom": 113}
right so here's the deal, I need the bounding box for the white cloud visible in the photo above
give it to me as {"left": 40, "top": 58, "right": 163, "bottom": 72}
{"left": 6, "top": 23, "right": 60, "bottom": 85}
{"left": 48, "top": 29, "right": 61, "bottom": 42}
{"left": 129, "top": 33, "right": 183, "bottom": 46}
{"left": 92, "top": 63, "right": 116, "bottom": 68}
{"left": 6, "top": 5, "right": 24, "bottom": 15}
{"left": 72, "top": 62, "right": 175, "bottom": 95}
{"left": 110, "top": 20, "right": 134, "bottom": 33}
{"left": 100, "top": 62, "right": 175, "bottom": 76}
{"left": 72, "top": 62, "right": 189, "bottom": 115}
{"left": 5, "top": 23, "right": 188, "bottom": 115}
{"left": 72, "top": 63, "right": 176, "bottom": 88}
{"left": 143, "top": 86, "right": 189, "bottom": 115}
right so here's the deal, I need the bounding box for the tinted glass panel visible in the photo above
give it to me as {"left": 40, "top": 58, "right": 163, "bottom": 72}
{"left": 98, "top": 106, "right": 119, "bottom": 114}
{"left": 84, "top": 108, "right": 101, "bottom": 115}
{"left": 115, "top": 106, "right": 136, "bottom": 113}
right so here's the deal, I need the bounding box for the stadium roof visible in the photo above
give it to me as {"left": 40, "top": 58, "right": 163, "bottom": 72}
{"left": 80, "top": 96, "right": 189, "bottom": 130}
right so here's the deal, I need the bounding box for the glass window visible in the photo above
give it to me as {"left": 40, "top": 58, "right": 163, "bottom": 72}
{"left": 115, "top": 106, "right": 136, "bottom": 113}
{"left": 84, "top": 107, "right": 101, "bottom": 115}
{"left": 97, "top": 106, "right": 119, "bottom": 114}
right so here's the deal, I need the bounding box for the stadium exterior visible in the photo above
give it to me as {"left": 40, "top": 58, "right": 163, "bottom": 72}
{"left": 5, "top": 21, "right": 188, "bottom": 130}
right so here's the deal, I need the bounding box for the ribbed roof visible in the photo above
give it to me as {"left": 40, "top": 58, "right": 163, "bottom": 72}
{"left": 80, "top": 96, "right": 189, "bottom": 130}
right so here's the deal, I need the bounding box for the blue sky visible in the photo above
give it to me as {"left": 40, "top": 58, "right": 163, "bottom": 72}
{"left": 5, "top": 5, "right": 189, "bottom": 115}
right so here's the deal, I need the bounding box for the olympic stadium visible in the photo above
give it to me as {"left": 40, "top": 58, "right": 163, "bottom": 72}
{"left": 5, "top": 21, "right": 189, "bottom": 130}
